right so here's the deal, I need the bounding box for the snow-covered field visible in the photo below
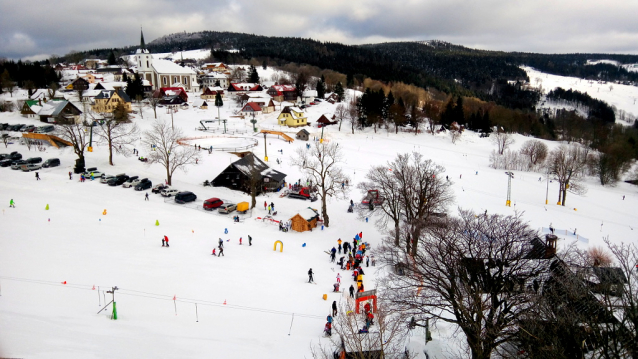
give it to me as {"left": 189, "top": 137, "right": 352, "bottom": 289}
{"left": 524, "top": 66, "right": 638, "bottom": 124}
{"left": 1, "top": 67, "right": 638, "bottom": 358}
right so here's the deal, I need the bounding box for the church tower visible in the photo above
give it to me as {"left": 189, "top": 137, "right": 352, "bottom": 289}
{"left": 136, "top": 28, "right": 154, "bottom": 86}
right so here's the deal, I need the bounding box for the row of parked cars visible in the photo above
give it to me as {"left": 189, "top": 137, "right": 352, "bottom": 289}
{"left": 86, "top": 168, "right": 153, "bottom": 191}
{"left": 0, "top": 123, "right": 55, "bottom": 133}
{"left": 149, "top": 184, "right": 237, "bottom": 214}
{"left": 0, "top": 152, "right": 60, "bottom": 171}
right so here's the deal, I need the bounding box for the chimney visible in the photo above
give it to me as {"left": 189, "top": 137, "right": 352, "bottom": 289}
{"left": 545, "top": 234, "right": 558, "bottom": 258}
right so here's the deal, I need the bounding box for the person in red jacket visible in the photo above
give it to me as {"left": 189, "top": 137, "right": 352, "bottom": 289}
{"left": 164, "top": 235, "right": 169, "bottom": 247}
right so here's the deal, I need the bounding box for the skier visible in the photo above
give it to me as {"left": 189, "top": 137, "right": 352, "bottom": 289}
{"left": 9, "top": 199, "right": 15, "bottom": 208}
{"left": 349, "top": 284, "right": 355, "bottom": 298}
{"left": 336, "top": 273, "right": 341, "bottom": 283}
{"left": 248, "top": 235, "right": 252, "bottom": 246}
{"left": 68, "top": 171, "right": 72, "bottom": 180}
{"left": 366, "top": 256, "right": 369, "bottom": 267}
{"left": 270, "top": 202, "right": 275, "bottom": 211}
{"left": 268, "top": 205, "right": 271, "bottom": 214}
{"left": 337, "top": 238, "right": 342, "bottom": 254}
{"left": 359, "top": 232, "right": 362, "bottom": 239}
{"left": 324, "top": 322, "right": 332, "bottom": 337}
{"left": 35, "top": 172, "right": 40, "bottom": 180}
{"left": 332, "top": 300, "right": 338, "bottom": 317}
{"left": 219, "top": 238, "right": 224, "bottom": 248}
{"left": 264, "top": 201, "right": 267, "bottom": 210}
{"left": 338, "top": 257, "right": 345, "bottom": 269}
{"left": 308, "top": 268, "right": 314, "bottom": 283}
{"left": 145, "top": 192, "right": 149, "bottom": 201}
{"left": 623, "top": 195, "right": 625, "bottom": 200}
{"left": 327, "top": 315, "right": 333, "bottom": 324}
{"left": 165, "top": 235, "right": 169, "bottom": 247}
{"left": 212, "top": 248, "right": 216, "bottom": 256}
{"left": 239, "top": 237, "right": 242, "bottom": 245}
{"left": 218, "top": 246, "right": 224, "bottom": 256}
{"left": 549, "top": 223, "right": 555, "bottom": 234}
{"left": 350, "top": 199, "right": 354, "bottom": 207}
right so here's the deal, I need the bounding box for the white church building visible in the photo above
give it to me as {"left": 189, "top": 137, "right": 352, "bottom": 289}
{"left": 129, "top": 30, "right": 199, "bottom": 92}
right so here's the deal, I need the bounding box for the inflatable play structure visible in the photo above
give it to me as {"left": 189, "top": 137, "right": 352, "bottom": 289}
{"left": 355, "top": 289, "right": 377, "bottom": 314}
{"left": 22, "top": 133, "right": 71, "bottom": 148}
{"left": 273, "top": 240, "right": 283, "bottom": 252}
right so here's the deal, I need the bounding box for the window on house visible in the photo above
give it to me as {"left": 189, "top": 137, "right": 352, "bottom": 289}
{"left": 163, "top": 77, "right": 167, "bottom": 85}
{"left": 146, "top": 61, "right": 149, "bottom": 68}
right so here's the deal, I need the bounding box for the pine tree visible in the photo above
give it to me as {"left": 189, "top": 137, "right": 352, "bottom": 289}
{"left": 346, "top": 73, "right": 354, "bottom": 88}
{"left": 248, "top": 65, "right": 260, "bottom": 83}
{"left": 453, "top": 96, "right": 465, "bottom": 125}
{"left": 316, "top": 75, "right": 326, "bottom": 99}
{"left": 334, "top": 82, "right": 344, "bottom": 102}
{"left": 108, "top": 51, "right": 117, "bottom": 65}
{"left": 262, "top": 60, "right": 267, "bottom": 70}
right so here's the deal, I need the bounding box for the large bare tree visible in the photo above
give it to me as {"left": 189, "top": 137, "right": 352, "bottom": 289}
{"left": 520, "top": 139, "right": 548, "bottom": 170}
{"left": 548, "top": 144, "right": 588, "bottom": 206}
{"left": 491, "top": 130, "right": 515, "bottom": 155}
{"left": 142, "top": 120, "right": 199, "bottom": 185}
{"left": 95, "top": 103, "right": 140, "bottom": 166}
{"left": 358, "top": 165, "right": 404, "bottom": 246}
{"left": 379, "top": 209, "right": 547, "bottom": 359}
{"left": 290, "top": 142, "right": 349, "bottom": 227}
{"left": 55, "top": 119, "right": 89, "bottom": 173}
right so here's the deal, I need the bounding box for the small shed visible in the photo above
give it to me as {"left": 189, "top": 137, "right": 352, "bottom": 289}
{"left": 193, "top": 99, "right": 209, "bottom": 109}
{"left": 290, "top": 207, "right": 319, "bottom": 232}
{"left": 296, "top": 129, "right": 310, "bottom": 141}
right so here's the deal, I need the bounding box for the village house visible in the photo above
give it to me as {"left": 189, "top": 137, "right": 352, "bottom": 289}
{"left": 201, "top": 86, "right": 225, "bottom": 100}
{"left": 64, "top": 77, "right": 90, "bottom": 91}
{"left": 192, "top": 99, "right": 209, "bottom": 109}
{"left": 212, "top": 153, "right": 286, "bottom": 194}
{"left": 201, "top": 73, "right": 230, "bottom": 88}
{"left": 91, "top": 90, "right": 132, "bottom": 113}
{"left": 21, "top": 100, "right": 43, "bottom": 118}
{"left": 202, "top": 62, "right": 229, "bottom": 73}
{"left": 277, "top": 106, "right": 308, "bottom": 127}
{"left": 296, "top": 129, "right": 310, "bottom": 141}
{"left": 154, "top": 87, "right": 188, "bottom": 104}
{"left": 227, "top": 83, "right": 264, "bottom": 94}
{"left": 240, "top": 102, "right": 263, "bottom": 117}
{"left": 267, "top": 85, "right": 297, "bottom": 102}
{"left": 316, "top": 114, "right": 337, "bottom": 127}
{"left": 37, "top": 100, "right": 83, "bottom": 124}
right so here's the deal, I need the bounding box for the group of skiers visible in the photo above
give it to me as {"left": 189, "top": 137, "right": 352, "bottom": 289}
{"left": 210, "top": 235, "right": 253, "bottom": 256}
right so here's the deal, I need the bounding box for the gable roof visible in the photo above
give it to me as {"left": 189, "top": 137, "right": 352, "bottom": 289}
{"left": 37, "top": 100, "right": 81, "bottom": 117}
{"left": 95, "top": 90, "right": 132, "bottom": 102}
{"left": 231, "top": 153, "right": 286, "bottom": 182}
{"left": 297, "top": 129, "right": 310, "bottom": 135}
{"left": 152, "top": 59, "right": 196, "bottom": 75}
{"left": 242, "top": 102, "right": 262, "bottom": 112}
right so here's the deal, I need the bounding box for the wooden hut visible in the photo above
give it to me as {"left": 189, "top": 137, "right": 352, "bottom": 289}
{"left": 290, "top": 207, "right": 320, "bottom": 232}
{"left": 296, "top": 129, "right": 310, "bottom": 141}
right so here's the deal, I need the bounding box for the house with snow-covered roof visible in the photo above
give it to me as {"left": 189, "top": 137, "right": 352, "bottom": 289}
{"left": 241, "top": 102, "right": 262, "bottom": 117}
{"left": 212, "top": 153, "right": 286, "bottom": 194}
{"left": 201, "top": 86, "right": 225, "bottom": 100}
{"left": 277, "top": 106, "right": 307, "bottom": 127}
{"left": 267, "top": 85, "right": 298, "bottom": 102}
{"left": 227, "top": 83, "right": 264, "bottom": 94}
{"left": 201, "top": 73, "right": 230, "bottom": 88}
{"left": 131, "top": 30, "right": 199, "bottom": 92}
{"left": 37, "top": 100, "right": 82, "bottom": 124}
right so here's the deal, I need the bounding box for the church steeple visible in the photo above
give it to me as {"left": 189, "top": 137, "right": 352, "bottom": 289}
{"left": 140, "top": 28, "right": 146, "bottom": 50}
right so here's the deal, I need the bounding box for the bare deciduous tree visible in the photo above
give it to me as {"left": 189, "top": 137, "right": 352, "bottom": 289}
{"left": 449, "top": 122, "right": 462, "bottom": 144}
{"left": 311, "top": 301, "right": 416, "bottom": 359}
{"left": 148, "top": 95, "right": 161, "bottom": 119}
{"left": 491, "top": 130, "right": 515, "bottom": 155}
{"left": 290, "top": 142, "right": 349, "bottom": 227}
{"left": 358, "top": 165, "right": 404, "bottom": 246}
{"left": 548, "top": 144, "right": 588, "bottom": 206}
{"left": 1, "top": 132, "right": 9, "bottom": 148}
{"left": 142, "top": 120, "right": 199, "bottom": 185}
{"left": 380, "top": 209, "right": 547, "bottom": 359}
{"left": 520, "top": 139, "right": 548, "bottom": 170}
{"left": 55, "top": 120, "right": 89, "bottom": 173}
{"left": 95, "top": 104, "right": 140, "bottom": 166}
{"left": 334, "top": 104, "right": 347, "bottom": 132}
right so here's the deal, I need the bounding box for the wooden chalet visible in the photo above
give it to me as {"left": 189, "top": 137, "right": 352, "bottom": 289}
{"left": 201, "top": 86, "right": 225, "bottom": 100}
{"left": 193, "top": 99, "right": 209, "bottom": 109}
{"left": 290, "top": 207, "right": 320, "bottom": 232}
{"left": 37, "top": 100, "right": 82, "bottom": 124}
{"left": 21, "top": 100, "right": 43, "bottom": 118}
{"left": 92, "top": 90, "right": 132, "bottom": 113}
{"left": 65, "top": 77, "right": 90, "bottom": 91}
{"left": 212, "top": 153, "right": 286, "bottom": 194}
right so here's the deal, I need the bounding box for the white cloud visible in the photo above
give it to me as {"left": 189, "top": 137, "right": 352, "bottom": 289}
{"left": 0, "top": 32, "right": 37, "bottom": 58}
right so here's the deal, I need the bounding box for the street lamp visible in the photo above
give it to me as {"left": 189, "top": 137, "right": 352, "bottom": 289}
{"left": 250, "top": 112, "right": 257, "bottom": 132}
{"left": 545, "top": 167, "right": 550, "bottom": 205}
{"left": 505, "top": 171, "right": 514, "bottom": 207}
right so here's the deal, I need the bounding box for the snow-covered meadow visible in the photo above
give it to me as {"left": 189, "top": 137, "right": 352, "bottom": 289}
{"left": 0, "top": 65, "right": 637, "bottom": 358}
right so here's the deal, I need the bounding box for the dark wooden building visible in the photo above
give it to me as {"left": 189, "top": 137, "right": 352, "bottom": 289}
{"left": 212, "top": 153, "right": 286, "bottom": 194}
{"left": 296, "top": 129, "right": 310, "bottom": 141}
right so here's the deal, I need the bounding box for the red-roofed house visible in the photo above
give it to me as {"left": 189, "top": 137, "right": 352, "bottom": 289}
{"left": 227, "top": 83, "right": 264, "bottom": 94}
{"left": 201, "top": 87, "right": 225, "bottom": 100}
{"left": 267, "top": 85, "right": 297, "bottom": 102}
{"left": 154, "top": 87, "right": 188, "bottom": 102}
{"left": 316, "top": 114, "right": 337, "bottom": 127}
{"left": 241, "top": 102, "right": 263, "bottom": 117}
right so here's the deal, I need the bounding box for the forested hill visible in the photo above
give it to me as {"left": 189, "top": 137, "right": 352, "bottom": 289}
{"left": 80, "top": 31, "right": 638, "bottom": 101}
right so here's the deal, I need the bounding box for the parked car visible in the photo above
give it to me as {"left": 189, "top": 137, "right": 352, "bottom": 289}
{"left": 134, "top": 179, "right": 152, "bottom": 191}
{"left": 21, "top": 163, "right": 42, "bottom": 171}
{"left": 161, "top": 188, "right": 179, "bottom": 197}
{"left": 108, "top": 174, "right": 129, "bottom": 186}
{"left": 10, "top": 124, "right": 25, "bottom": 131}
{"left": 11, "top": 160, "right": 27, "bottom": 170}
{"left": 100, "top": 175, "right": 115, "bottom": 184}
{"left": 35, "top": 125, "right": 55, "bottom": 133}
{"left": 9, "top": 152, "right": 22, "bottom": 160}
{"left": 175, "top": 191, "right": 197, "bottom": 204}
{"left": 122, "top": 176, "right": 140, "bottom": 188}
{"left": 0, "top": 159, "right": 12, "bottom": 167}
{"left": 19, "top": 125, "right": 31, "bottom": 132}
{"left": 0, "top": 123, "right": 8, "bottom": 130}
{"left": 24, "top": 125, "right": 36, "bottom": 133}
{"left": 0, "top": 154, "right": 8, "bottom": 160}
{"left": 152, "top": 184, "right": 169, "bottom": 194}
{"left": 25, "top": 157, "right": 42, "bottom": 164}
{"left": 42, "top": 158, "right": 60, "bottom": 168}
{"left": 203, "top": 198, "right": 224, "bottom": 210}
{"left": 218, "top": 203, "right": 237, "bottom": 214}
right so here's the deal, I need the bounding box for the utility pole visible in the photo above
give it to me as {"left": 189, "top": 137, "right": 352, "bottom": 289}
{"left": 263, "top": 132, "right": 268, "bottom": 162}
{"left": 505, "top": 171, "right": 514, "bottom": 207}
{"left": 545, "top": 167, "right": 550, "bottom": 205}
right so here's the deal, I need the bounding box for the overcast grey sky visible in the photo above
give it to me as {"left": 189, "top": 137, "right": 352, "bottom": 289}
{"left": 2, "top": 0, "right": 638, "bottom": 61}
